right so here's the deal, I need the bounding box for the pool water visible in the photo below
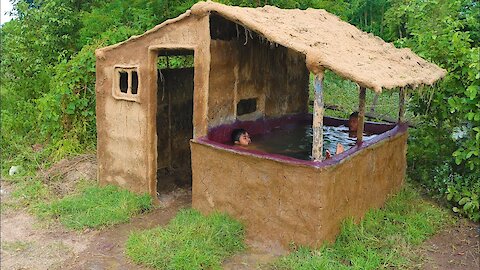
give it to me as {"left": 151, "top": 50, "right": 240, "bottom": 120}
{"left": 250, "top": 124, "right": 377, "bottom": 160}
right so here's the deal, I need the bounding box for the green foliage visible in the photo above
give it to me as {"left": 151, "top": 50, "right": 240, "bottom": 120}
{"left": 271, "top": 184, "right": 451, "bottom": 269}
{"left": 313, "top": 71, "right": 400, "bottom": 120}
{"left": 158, "top": 55, "right": 195, "bottom": 69}
{"left": 447, "top": 181, "right": 480, "bottom": 222}
{"left": 36, "top": 185, "right": 152, "bottom": 230}
{"left": 2, "top": 0, "right": 478, "bottom": 225}
{"left": 389, "top": 0, "right": 479, "bottom": 169}
{"left": 12, "top": 180, "right": 51, "bottom": 208}
{"left": 348, "top": 0, "right": 391, "bottom": 38}
{"left": 386, "top": 0, "right": 480, "bottom": 222}
{"left": 126, "top": 208, "right": 245, "bottom": 270}
{"left": 433, "top": 164, "right": 480, "bottom": 222}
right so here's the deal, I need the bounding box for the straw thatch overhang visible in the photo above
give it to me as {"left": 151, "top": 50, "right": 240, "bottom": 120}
{"left": 190, "top": 1, "right": 445, "bottom": 92}
{"left": 99, "top": 1, "right": 446, "bottom": 92}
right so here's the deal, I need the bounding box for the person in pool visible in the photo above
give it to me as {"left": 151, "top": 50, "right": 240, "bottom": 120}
{"left": 348, "top": 111, "right": 359, "bottom": 137}
{"left": 325, "top": 112, "right": 359, "bottom": 158}
{"left": 231, "top": 128, "right": 251, "bottom": 147}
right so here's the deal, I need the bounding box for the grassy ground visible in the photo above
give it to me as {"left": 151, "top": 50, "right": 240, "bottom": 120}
{"left": 121, "top": 183, "right": 452, "bottom": 270}
{"left": 1, "top": 132, "right": 152, "bottom": 230}
{"left": 35, "top": 185, "right": 152, "bottom": 230}
{"left": 125, "top": 208, "right": 245, "bottom": 270}
{"left": 269, "top": 183, "right": 452, "bottom": 270}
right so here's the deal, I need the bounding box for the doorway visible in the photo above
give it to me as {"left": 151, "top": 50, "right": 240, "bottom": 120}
{"left": 156, "top": 49, "right": 194, "bottom": 192}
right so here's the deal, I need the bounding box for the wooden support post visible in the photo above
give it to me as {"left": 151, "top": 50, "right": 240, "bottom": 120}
{"left": 312, "top": 72, "right": 324, "bottom": 161}
{"left": 357, "top": 86, "right": 366, "bottom": 145}
{"left": 398, "top": 87, "right": 406, "bottom": 123}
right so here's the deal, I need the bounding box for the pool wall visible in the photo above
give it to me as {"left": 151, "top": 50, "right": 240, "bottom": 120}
{"left": 191, "top": 121, "right": 407, "bottom": 247}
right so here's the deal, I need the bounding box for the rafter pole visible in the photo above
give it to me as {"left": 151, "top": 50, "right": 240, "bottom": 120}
{"left": 357, "top": 86, "right": 366, "bottom": 145}
{"left": 398, "top": 87, "right": 406, "bottom": 123}
{"left": 312, "top": 72, "right": 325, "bottom": 161}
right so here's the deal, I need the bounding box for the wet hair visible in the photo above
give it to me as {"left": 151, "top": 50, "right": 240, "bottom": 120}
{"left": 231, "top": 128, "right": 247, "bottom": 143}
{"left": 349, "top": 112, "right": 359, "bottom": 120}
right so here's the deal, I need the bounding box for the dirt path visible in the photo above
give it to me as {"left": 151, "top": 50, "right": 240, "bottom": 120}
{"left": 1, "top": 181, "right": 191, "bottom": 270}
{"left": 62, "top": 191, "right": 191, "bottom": 270}
{"left": 1, "top": 210, "right": 94, "bottom": 270}
{"left": 420, "top": 219, "right": 479, "bottom": 270}
{"left": 2, "top": 178, "right": 479, "bottom": 270}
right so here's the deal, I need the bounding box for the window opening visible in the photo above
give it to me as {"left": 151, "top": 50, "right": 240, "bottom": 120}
{"left": 237, "top": 98, "right": 257, "bottom": 116}
{"left": 131, "top": 71, "right": 138, "bottom": 94}
{"left": 112, "top": 67, "right": 139, "bottom": 101}
{"left": 119, "top": 71, "right": 128, "bottom": 93}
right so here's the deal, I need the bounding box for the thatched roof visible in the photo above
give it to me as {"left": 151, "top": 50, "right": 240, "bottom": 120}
{"left": 191, "top": 1, "right": 445, "bottom": 92}
{"left": 99, "top": 1, "right": 446, "bottom": 93}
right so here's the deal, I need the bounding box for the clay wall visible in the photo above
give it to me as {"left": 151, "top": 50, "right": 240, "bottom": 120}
{"left": 207, "top": 14, "right": 309, "bottom": 128}
{"left": 95, "top": 14, "right": 210, "bottom": 196}
{"left": 191, "top": 126, "right": 407, "bottom": 247}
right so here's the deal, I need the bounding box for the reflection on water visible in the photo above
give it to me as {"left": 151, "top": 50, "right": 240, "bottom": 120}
{"left": 251, "top": 124, "right": 377, "bottom": 160}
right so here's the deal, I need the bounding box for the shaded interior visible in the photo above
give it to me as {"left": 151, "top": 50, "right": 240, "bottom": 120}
{"left": 156, "top": 51, "right": 194, "bottom": 192}
{"left": 208, "top": 13, "right": 309, "bottom": 128}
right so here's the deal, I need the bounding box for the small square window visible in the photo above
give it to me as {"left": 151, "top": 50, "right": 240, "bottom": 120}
{"left": 237, "top": 98, "right": 257, "bottom": 116}
{"left": 235, "top": 95, "right": 265, "bottom": 121}
{"left": 112, "top": 66, "right": 140, "bottom": 102}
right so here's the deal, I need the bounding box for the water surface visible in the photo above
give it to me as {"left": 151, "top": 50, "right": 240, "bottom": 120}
{"left": 251, "top": 124, "right": 377, "bottom": 160}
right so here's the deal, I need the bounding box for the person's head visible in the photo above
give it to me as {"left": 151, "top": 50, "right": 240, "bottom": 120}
{"left": 348, "top": 112, "right": 359, "bottom": 132}
{"left": 231, "top": 128, "right": 251, "bottom": 146}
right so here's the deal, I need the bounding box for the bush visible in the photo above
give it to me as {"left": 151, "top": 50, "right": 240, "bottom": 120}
{"left": 407, "top": 124, "right": 479, "bottom": 222}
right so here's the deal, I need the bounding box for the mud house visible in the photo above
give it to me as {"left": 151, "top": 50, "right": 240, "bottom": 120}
{"left": 95, "top": 1, "right": 445, "bottom": 247}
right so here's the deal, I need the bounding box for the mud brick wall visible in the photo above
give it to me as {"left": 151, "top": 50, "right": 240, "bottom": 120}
{"left": 191, "top": 127, "right": 407, "bottom": 247}
{"left": 207, "top": 14, "right": 309, "bottom": 128}
{"left": 95, "top": 15, "right": 210, "bottom": 196}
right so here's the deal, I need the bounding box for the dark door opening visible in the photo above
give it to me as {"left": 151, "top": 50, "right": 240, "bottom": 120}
{"left": 156, "top": 50, "right": 194, "bottom": 193}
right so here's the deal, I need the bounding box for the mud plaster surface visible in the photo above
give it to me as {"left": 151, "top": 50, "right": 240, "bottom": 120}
{"left": 208, "top": 14, "right": 308, "bottom": 128}
{"left": 96, "top": 14, "right": 210, "bottom": 197}
{"left": 96, "top": 1, "right": 446, "bottom": 198}
{"left": 192, "top": 129, "right": 407, "bottom": 247}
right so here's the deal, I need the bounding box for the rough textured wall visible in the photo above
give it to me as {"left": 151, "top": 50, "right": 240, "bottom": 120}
{"left": 191, "top": 129, "right": 407, "bottom": 247}
{"left": 207, "top": 15, "right": 309, "bottom": 128}
{"left": 95, "top": 14, "right": 210, "bottom": 196}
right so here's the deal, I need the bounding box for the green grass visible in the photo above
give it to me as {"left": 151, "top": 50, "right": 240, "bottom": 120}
{"left": 35, "top": 185, "right": 152, "bottom": 230}
{"left": 310, "top": 71, "right": 404, "bottom": 121}
{"left": 270, "top": 184, "right": 451, "bottom": 270}
{"left": 1, "top": 241, "right": 32, "bottom": 252}
{"left": 11, "top": 179, "right": 51, "bottom": 208}
{"left": 125, "top": 208, "right": 245, "bottom": 270}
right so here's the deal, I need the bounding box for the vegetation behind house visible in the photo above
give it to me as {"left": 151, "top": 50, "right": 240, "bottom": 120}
{"left": 1, "top": 0, "right": 478, "bottom": 220}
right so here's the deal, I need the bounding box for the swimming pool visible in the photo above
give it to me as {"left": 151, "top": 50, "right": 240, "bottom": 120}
{"left": 251, "top": 124, "right": 377, "bottom": 160}
{"left": 194, "top": 114, "right": 407, "bottom": 247}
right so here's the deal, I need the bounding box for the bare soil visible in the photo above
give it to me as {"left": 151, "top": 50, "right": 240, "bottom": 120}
{"left": 3, "top": 183, "right": 478, "bottom": 270}
{"left": 1, "top": 181, "right": 191, "bottom": 270}
{"left": 420, "top": 219, "right": 479, "bottom": 270}
{"left": 1, "top": 154, "right": 478, "bottom": 270}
